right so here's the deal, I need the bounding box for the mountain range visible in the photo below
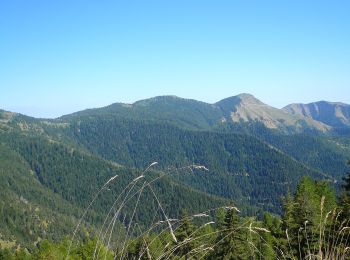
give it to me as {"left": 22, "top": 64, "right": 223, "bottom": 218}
{"left": 1, "top": 93, "right": 350, "bottom": 248}
{"left": 62, "top": 93, "right": 348, "bottom": 133}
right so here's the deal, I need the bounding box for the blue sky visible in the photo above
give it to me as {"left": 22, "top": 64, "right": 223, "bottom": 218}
{"left": 1, "top": 1, "right": 349, "bottom": 118}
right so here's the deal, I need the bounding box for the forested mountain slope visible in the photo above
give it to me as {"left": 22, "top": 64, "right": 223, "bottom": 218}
{"left": 223, "top": 122, "right": 350, "bottom": 180}
{"left": 0, "top": 122, "right": 228, "bottom": 248}
{"left": 255, "top": 133, "right": 350, "bottom": 179}
{"left": 58, "top": 118, "right": 328, "bottom": 213}
{"left": 0, "top": 142, "right": 87, "bottom": 249}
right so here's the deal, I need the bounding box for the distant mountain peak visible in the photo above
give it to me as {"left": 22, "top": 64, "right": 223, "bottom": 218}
{"left": 283, "top": 101, "right": 350, "bottom": 128}
{"left": 236, "top": 94, "right": 267, "bottom": 107}
{"left": 214, "top": 93, "right": 265, "bottom": 114}
{"left": 237, "top": 93, "right": 262, "bottom": 101}
{"left": 218, "top": 93, "right": 263, "bottom": 104}
{"left": 133, "top": 95, "right": 199, "bottom": 106}
{"left": 216, "top": 94, "right": 330, "bottom": 132}
{"left": 140, "top": 95, "right": 181, "bottom": 101}
{"left": 0, "top": 110, "right": 17, "bottom": 123}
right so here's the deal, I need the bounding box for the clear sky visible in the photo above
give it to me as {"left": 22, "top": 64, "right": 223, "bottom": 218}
{"left": 1, "top": 0, "right": 349, "bottom": 118}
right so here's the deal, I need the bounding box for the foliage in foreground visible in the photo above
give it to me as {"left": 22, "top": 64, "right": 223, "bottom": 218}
{"left": 2, "top": 170, "right": 350, "bottom": 259}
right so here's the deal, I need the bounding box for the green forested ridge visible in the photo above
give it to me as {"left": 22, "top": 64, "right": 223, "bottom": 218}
{"left": 61, "top": 95, "right": 225, "bottom": 131}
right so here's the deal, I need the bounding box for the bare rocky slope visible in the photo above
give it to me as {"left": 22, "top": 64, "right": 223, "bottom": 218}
{"left": 283, "top": 101, "right": 350, "bottom": 129}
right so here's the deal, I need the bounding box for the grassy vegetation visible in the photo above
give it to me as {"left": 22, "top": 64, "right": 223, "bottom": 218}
{"left": 1, "top": 169, "right": 350, "bottom": 259}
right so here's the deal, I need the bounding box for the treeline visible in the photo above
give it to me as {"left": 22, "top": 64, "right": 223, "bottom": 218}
{"left": 2, "top": 172, "right": 350, "bottom": 259}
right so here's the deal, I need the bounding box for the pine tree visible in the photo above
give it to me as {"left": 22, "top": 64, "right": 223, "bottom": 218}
{"left": 259, "top": 213, "right": 280, "bottom": 259}
{"left": 172, "top": 211, "right": 197, "bottom": 259}
{"left": 211, "top": 207, "right": 248, "bottom": 260}
{"left": 281, "top": 176, "right": 337, "bottom": 258}
{"left": 341, "top": 160, "right": 350, "bottom": 216}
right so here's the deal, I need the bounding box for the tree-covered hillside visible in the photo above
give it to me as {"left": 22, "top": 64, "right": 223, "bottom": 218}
{"left": 59, "top": 118, "right": 328, "bottom": 213}
{"left": 0, "top": 129, "right": 228, "bottom": 249}
{"left": 223, "top": 122, "right": 350, "bottom": 180}
{"left": 0, "top": 142, "right": 87, "bottom": 249}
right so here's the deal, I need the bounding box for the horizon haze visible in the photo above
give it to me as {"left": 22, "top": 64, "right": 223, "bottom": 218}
{"left": 1, "top": 1, "right": 349, "bottom": 118}
{"left": 2, "top": 93, "right": 350, "bottom": 119}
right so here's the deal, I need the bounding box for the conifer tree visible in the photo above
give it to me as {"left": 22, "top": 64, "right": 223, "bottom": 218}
{"left": 260, "top": 213, "right": 280, "bottom": 259}
{"left": 211, "top": 207, "right": 248, "bottom": 260}
{"left": 281, "top": 176, "right": 337, "bottom": 258}
{"left": 173, "top": 211, "right": 197, "bottom": 259}
{"left": 341, "top": 160, "right": 350, "bottom": 216}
